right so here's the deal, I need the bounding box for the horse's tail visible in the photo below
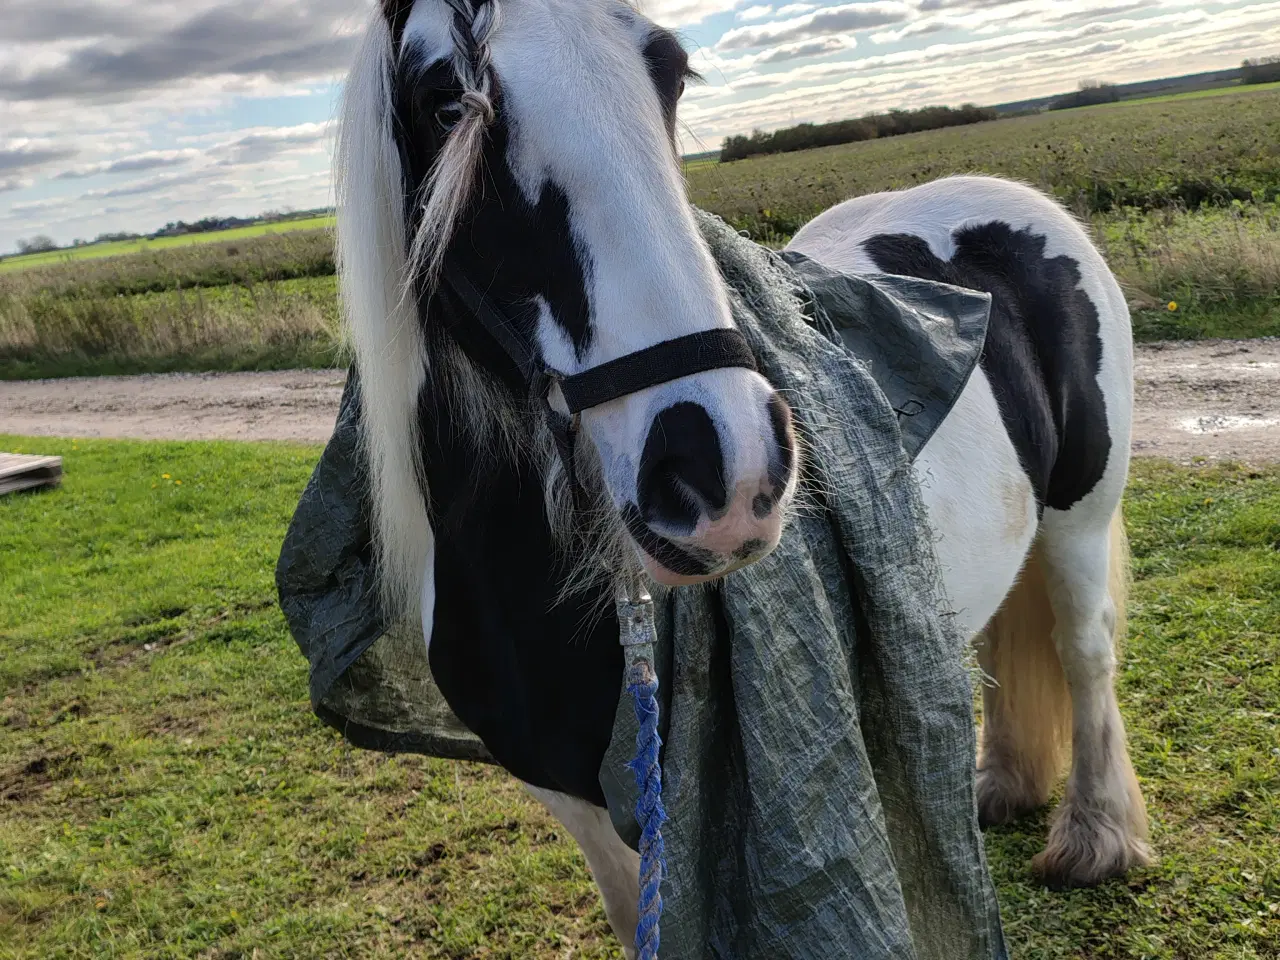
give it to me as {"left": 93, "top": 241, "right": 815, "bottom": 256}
{"left": 977, "top": 507, "right": 1127, "bottom": 812}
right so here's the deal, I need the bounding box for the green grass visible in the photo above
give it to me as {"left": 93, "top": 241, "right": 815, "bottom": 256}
{"left": 0, "top": 217, "right": 335, "bottom": 273}
{"left": 1095, "top": 80, "right": 1280, "bottom": 109}
{"left": 0, "top": 436, "right": 616, "bottom": 958}
{"left": 1, "top": 437, "right": 1277, "bottom": 957}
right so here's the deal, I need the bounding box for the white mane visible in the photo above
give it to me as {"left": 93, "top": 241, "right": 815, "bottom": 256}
{"left": 335, "top": 11, "right": 432, "bottom": 624}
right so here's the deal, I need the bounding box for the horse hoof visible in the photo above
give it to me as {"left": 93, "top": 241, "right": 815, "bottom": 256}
{"left": 975, "top": 766, "right": 1040, "bottom": 828}
{"left": 1032, "top": 802, "right": 1152, "bottom": 889}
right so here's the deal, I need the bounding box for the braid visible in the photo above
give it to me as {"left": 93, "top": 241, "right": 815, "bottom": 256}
{"left": 405, "top": 0, "right": 502, "bottom": 296}
{"left": 445, "top": 0, "right": 499, "bottom": 123}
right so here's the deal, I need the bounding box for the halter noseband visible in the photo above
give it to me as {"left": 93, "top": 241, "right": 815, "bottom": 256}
{"left": 439, "top": 258, "right": 758, "bottom": 495}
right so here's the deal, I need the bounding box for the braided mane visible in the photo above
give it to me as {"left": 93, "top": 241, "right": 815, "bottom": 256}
{"left": 404, "top": 0, "right": 502, "bottom": 296}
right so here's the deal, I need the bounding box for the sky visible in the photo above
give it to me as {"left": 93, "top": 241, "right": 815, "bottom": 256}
{"left": 1, "top": 0, "right": 1278, "bottom": 252}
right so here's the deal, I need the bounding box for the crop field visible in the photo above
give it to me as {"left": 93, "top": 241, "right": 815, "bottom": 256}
{"left": 686, "top": 85, "right": 1280, "bottom": 236}
{"left": 2, "top": 86, "right": 1278, "bottom": 378}
{"left": 0, "top": 217, "right": 334, "bottom": 273}
{"left": 0, "top": 436, "right": 1276, "bottom": 958}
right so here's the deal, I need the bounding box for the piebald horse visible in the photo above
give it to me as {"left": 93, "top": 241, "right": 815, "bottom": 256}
{"left": 339, "top": 0, "right": 1150, "bottom": 949}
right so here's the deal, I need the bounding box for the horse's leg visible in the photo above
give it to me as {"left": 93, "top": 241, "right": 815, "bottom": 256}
{"left": 911, "top": 369, "right": 1047, "bottom": 826}
{"left": 1032, "top": 505, "right": 1151, "bottom": 888}
{"left": 973, "top": 544, "right": 1071, "bottom": 828}
{"left": 524, "top": 784, "right": 639, "bottom": 958}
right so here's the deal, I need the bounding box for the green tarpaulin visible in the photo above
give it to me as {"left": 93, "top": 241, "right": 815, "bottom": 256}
{"left": 277, "top": 209, "right": 1007, "bottom": 959}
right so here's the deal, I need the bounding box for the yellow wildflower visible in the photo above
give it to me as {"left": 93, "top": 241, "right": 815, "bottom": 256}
{"left": 1167, "top": 301, "right": 1178, "bottom": 312}
{"left": 175, "top": 479, "right": 182, "bottom": 485}
{"left": 162, "top": 473, "right": 170, "bottom": 479}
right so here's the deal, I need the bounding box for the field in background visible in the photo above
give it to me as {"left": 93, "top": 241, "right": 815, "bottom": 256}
{"left": 0, "top": 231, "right": 340, "bottom": 379}
{"left": 1087, "top": 78, "right": 1280, "bottom": 108}
{"left": 687, "top": 85, "right": 1280, "bottom": 237}
{"left": 0, "top": 216, "right": 334, "bottom": 272}
{"left": 0, "top": 436, "right": 1276, "bottom": 958}
{"left": 2, "top": 86, "right": 1278, "bottom": 378}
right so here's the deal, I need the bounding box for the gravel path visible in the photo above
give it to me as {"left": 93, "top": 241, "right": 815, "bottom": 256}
{"left": 3, "top": 339, "right": 1280, "bottom": 462}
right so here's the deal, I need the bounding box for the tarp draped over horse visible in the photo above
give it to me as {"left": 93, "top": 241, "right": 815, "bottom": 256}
{"left": 278, "top": 210, "right": 1008, "bottom": 958}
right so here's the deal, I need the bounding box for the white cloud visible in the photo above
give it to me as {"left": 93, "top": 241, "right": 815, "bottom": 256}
{"left": 644, "top": 0, "right": 739, "bottom": 26}
{"left": 54, "top": 148, "right": 201, "bottom": 180}
{"left": 212, "top": 122, "right": 331, "bottom": 165}
{"left": 737, "top": 4, "right": 774, "bottom": 21}
{"left": 754, "top": 35, "right": 858, "bottom": 64}
{"left": 718, "top": 2, "right": 911, "bottom": 51}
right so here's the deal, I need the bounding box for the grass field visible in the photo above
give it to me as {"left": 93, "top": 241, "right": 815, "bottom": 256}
{"left": 1090, "top": 79, "right": 1280, "bottom": 109}
{"left": 0, "top": 436, "right": 1277, "bottom": 958}
{"left": 688, "top": 85, "right": 1280, "bottom": 237}
{"left": 0, "top": 217, "right": 334, "bottom": 273}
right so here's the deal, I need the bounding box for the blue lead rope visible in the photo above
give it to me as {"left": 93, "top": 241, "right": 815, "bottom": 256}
{"left": 616, "top": 585, "right": 667, "bottom": 960}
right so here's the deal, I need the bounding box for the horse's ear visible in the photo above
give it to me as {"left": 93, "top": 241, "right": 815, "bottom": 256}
{"left": 381, "top": 0, "right": 414, "bottom": 45}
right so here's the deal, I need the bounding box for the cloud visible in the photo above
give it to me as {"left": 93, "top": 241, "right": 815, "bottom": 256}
{"left": 6, "top": 195, "right": 75, "bottom": 215}
{"left": 755, "top": 35, "right": 858, "bottom": 64}
{"left": 0, "top": 0, "right": 359, "bottom": 103}
{"left": 737, "top": 4, "right": 774, "bottom": 20}
{"left": 80, "top": 167, "right": 225, "bottom": 199}
{"left": 686, "top": 4, "right": 1280, "bottom": 142}
{"left": 717, "top": 2, "right": 911, "bottom": 50}
{"left": 0, "top": 139, "right": 78, "bottom": 175}
{"left": 54, "top": 148, "right": 200, "bottom": 180}
{"left": 731, "top": 11, "right": 1215, "bottom": 89}
{"left": 0, "top": 177, "right": 34, "bottom": 193}
{"left": 213, "top": 122, "right": 330, "bottom": 165}
{"left": 645, "top": 0, "right": 740, "bottom": 26}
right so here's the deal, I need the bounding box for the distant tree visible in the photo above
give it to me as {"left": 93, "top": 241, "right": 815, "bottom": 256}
{"left": 719, "top": 103, "right": 998, "bottom": 162}
{"left": 1241, "top": 56, "right": 1280, "bottom": 85}
{"left": 16, "top": 235, "right": 58, "bottom": 254}
{"left": 1049, "top": 81, "right": 1120, "bottom": 110}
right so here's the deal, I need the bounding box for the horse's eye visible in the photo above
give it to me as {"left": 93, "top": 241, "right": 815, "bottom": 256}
{"left": 435, "top": 101, "right": 464, "bottom": 132}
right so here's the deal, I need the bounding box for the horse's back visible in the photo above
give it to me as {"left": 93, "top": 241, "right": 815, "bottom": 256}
{"left": 788, "top": 175, "right": 1133, "bottom": 517}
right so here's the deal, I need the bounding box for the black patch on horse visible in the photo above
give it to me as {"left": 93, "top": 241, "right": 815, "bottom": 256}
{"left": 415, "top": 362, "right": 623, "bottom": 802}
{"left": 394, "top": 44, "right": 595, "bottom": 356}
{"left": 387, "top": 40, "right": 621, "bottom": 804}
{"left": 864, "top": 223, "right": 1110, "bottom": 511}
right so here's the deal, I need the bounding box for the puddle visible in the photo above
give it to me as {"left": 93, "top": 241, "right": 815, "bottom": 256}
{"left": 1178, "top": 414, "right": 1280, "bottom": 435}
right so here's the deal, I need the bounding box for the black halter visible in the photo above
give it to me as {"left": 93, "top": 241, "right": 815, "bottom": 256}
{"left": 438, "top": 258, "right": 758, "bottom": 496}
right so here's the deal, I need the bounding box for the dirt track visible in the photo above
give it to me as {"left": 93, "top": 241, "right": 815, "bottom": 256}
{"left": 3, "top": 338, "right": 1280, "bottom": 462}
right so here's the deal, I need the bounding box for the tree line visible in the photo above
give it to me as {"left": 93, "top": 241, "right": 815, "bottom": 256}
{"left": 1242, "top": 56, "right": 1280, "bottom": 85}
{"left": 719, "top": 104, "right": 997, "bottom": 162}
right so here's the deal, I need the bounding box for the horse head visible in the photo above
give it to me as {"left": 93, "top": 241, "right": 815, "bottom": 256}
{"left": 339, "top": 0, "right": 797, "bottom": 618}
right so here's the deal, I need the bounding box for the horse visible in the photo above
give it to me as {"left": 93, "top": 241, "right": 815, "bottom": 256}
{"left": 336, "top": 0, "right": 1151, "bottom": 950}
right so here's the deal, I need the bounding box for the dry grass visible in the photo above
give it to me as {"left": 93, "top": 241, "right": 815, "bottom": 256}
{"left": 0, "top": 276, "right": 342, "bottom": 378}
{"left": 1096, "top": 203, "right": 1280, "bottom": 340}
{"left": 1, "top": 228, "right": 334, "bottom": 296}
{"left": 1099, "top": 203, "right": 1280, "bottom": 305}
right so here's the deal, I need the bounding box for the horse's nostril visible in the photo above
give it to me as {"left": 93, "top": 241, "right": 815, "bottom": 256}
{"left": 638, "top": 402, "right": 727, "bottom": 533}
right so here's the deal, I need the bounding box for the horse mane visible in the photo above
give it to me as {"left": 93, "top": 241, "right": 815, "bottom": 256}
{"left": 336, "top": 11, "right": 432, "bottom": 625}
